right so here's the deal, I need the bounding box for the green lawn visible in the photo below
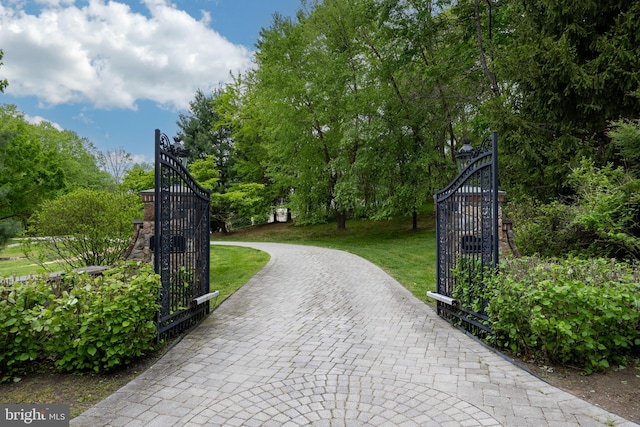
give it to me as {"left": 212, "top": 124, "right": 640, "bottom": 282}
{"left": 213, "top": 214, "right": 437, "bottom": 303}
{"left": 209, "top": 245, "right": 270, "bottom": 307}
{"left": 0, "top": 240, "right": 68, "bottom": 277}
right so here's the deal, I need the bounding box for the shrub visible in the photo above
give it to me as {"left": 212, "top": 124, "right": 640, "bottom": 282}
{"left": 451, "top": 256, "right": 492, "bottom": 315}
{"left": 0, "top": 262, "right": 160, "bottom": 382}
{"left": 509, "top": 160, "right": 640, "bottom": 261}
{"left": 0, "top": 277, "right": 53, "bottom": 382}
{"left": 26, "top": 189, "right": 142, "bottom": 269}
{"left": 486, "top": 257, "right": 640, "bottom": 373}
{"left": 508, "top": 199, "right": 585, "bottom": 257}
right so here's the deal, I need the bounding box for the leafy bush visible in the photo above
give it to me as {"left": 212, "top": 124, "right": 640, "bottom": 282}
{"left": 486, "top": 257, "right": 640, "bottom": 373}
{"left": 26, "top": 189, "right": 142, "bottom": 269}
{"left": 509, "top": 159, "right": 640, "bottom": 261}
{"left": 507, "top": 199, "right": 584, "bottom": 257}
{"left": 0, "top": 262, "right": 160, "bottom": 382}
{"left": 0, "top": 278, "right": 53, "bottom": 382}
{"left": 451, "top": 256, "right": 492, "bottom": 315}
{"left": 568, "top": 160, "right": 640, "bottom": 259}
{"left": 609, "top": 119, "right": 640, "bottom": 174}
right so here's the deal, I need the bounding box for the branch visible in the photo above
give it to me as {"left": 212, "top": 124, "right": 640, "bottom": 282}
{"left": 474, "top": 0, "right": 500, "bottom": 96}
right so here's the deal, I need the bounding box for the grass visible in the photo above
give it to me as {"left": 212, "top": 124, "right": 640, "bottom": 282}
{"left": 214, "top": 213, "right": 438, "bottom": 303}
{"left": 0, "top": 239, "right": 69, "bottom": 277}
{"left": 209, "top": 244, "right": 271, "bottom": 307}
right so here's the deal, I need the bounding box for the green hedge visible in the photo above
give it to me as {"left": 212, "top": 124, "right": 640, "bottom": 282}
{"left": 0, "top": 262, "right": 160, "bottom": 382}
{"left": 486, "top": 257, "right": 640, "bottom": 373}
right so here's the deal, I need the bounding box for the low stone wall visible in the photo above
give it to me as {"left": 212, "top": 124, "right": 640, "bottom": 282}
{"left": 0, "top": 265, "right": 110, "bottom": 285}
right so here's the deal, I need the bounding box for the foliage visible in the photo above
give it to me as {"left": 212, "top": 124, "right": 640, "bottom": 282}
{"left": 26, "top": 189, "right": 141, "bottom": 269}
{"left": 188, "top": 155, "right": 220, "bottom": 190}
{"left": 609, "top": 119, "right": 640, "bottom": 175}
{"left": 451, "top": 256, "right": 492, "bottom": 315}
{"left": 510, "top": 160, "right": 640, "bottom": 260}
{"left": 0, "top": 105, "right": 112, "bottom": 232}
{"left": 0, "top": 221, "right": 21, "bottom": 251}
{"left": 486, "top": 257, "right": 640, "bottom": 374}
{"left": 0, "top": 106, "right": 67, "bottom": 224}
{"left": 210, "top": 183, "right": 270, "bottom": 232}
{"left": 568, "top": 160, "right": 640, "bottom": 259}
{"left": 508, "top": 199, "right": 584, "bottom": 258}
{"left": 40, "top": 128, "right": 112, "bottom": 192}
{"left": 177, "top": 89, "right": 236, "bottom": 189}
{"left": 489, "top": 0, "right": 640, "bottom": 200}
{"left": 0, "top": 50, "right": 8, "bottom": 92}
{"left": 243, "top": 0, "right": 463, "bottom": 229}
{"left": 201, "top": 0, "right": 640, "bottom": 226}
{"left": 0, "top": 262, "right": 160, "bottom": 382}
{"left": 119, "top": 164, "right": 155, "bottom": 193}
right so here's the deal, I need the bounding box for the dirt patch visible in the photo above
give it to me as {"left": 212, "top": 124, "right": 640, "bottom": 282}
{"left": 0, "top": 350, "right": 164, "bottom": 418}
{"left": 514, "top": 356, "right": 640, "bottom": 424}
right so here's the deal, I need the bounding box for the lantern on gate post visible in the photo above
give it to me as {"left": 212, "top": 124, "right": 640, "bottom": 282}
{"left": 455, "top": 139, "right": 475, "bottom": 173}
{"left": 170, "top": 136, "right": 190, "bottom": 166}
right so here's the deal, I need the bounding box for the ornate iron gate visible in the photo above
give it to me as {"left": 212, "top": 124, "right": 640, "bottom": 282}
{"left": 429, "top": 131, "right": 499, "bottom": 337}
{"left": 154, "top": 129, "right": 214, "bottom": 339}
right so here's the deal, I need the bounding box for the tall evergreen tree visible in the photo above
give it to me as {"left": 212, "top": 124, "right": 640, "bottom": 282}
{"left": 488, "top": 0, "right": 640, "bottom": 200}
{"left": 177, "top": 89, "right": 236, "bottom": 189}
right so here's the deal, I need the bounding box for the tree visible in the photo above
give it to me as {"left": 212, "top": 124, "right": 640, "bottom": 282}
{"left": 177, "top": 89, "right": 236, "bottom": 189}
{"left": 0, "top": 220, "right": 20, "bottom": 250}
{"left": 609, "top": 119, "right": 640, "bottom": 175}
{"left": 37, "top": 126, "right": 113, "bottom": 191}
{"left": 363, "top": 0, "right": 475, "bottom": 228}
{"left": 0, "top": 106, "right": 67, "bottom": 224}
{"left": 188, "top": 155, "right": 220, "bottom": 191}
{"left": 0, "top": 56, "right": 14, "bottom": 247}
{"left": 244, "top": 0, "right": 470, "bottom": 229}
{"left": 120, "top": 164, "right": 155, "bottom": 193}
{"left": 209, "top": 183, "right": 270, "bottom": 232}
{"left": 0, "top": 50, "right": 8, "bottom": 93}
{"left": 98, "top": 147, "right": 133, "bottom": 186}
{"left": 0, "top": 104, "right": 114, "bottom": 247}
{"left": 26, "top": 189, "right": 141, "bottom": 269}
{"left": 248, "top": 2, "right": 388, "bottom": 229}
{"left": 487, "top": 0, "right": 640, "bottom": 200}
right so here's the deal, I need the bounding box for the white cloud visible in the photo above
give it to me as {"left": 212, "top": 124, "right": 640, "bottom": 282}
{"left": 23, "top": 113, "right": 63, "bottom": 130}
{"left": 0, "top": 0, "right": 252, "bottom": 110}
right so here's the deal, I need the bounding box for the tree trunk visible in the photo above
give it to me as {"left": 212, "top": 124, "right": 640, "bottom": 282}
{"left": 335, "top": 210, "right": 347, "bottom": 230}
{"left": 474, "top": 0, "right": 500, "bottom": 96}
{"left": 412, "top": 208, "right": 418, "bottom": 231}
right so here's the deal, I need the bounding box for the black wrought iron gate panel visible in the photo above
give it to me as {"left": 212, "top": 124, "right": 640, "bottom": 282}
{"left": 155, "top": 129, "right": 211, "bottom": 339}
{"left": 432, "top": 131, "right": 498, "bottom": 336}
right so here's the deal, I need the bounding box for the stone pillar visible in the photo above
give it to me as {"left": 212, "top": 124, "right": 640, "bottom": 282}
{"left": 123, "top": 189, "right": 155, "bottom": 263}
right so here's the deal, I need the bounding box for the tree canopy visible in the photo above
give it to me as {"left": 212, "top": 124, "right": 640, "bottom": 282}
{"left": 0, "top": 104, "right": 113, "bottom": 246}
{"left": 177, "top": 0, "right": 640, "bottom": 229}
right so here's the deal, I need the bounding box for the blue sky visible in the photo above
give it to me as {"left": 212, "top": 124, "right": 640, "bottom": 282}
{"left": 0, "top": 0, "right": 303, "bottom": 164}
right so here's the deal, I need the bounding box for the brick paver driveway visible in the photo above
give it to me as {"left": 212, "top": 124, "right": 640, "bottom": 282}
{"left": 71, "top": 242, "right": 635, "bottom": 426}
